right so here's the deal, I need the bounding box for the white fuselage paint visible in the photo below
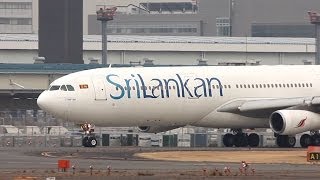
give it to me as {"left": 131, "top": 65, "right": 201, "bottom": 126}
{"left": 37, "top": 65, "right": 319, "bottom": 129}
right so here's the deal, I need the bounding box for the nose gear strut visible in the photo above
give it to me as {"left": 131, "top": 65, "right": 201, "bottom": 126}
{"left": 81, "top": 123, "right": 97, "bottom": 147}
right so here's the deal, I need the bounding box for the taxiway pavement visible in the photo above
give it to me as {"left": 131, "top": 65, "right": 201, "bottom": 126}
{"left": 0, "top": 147, "right": 318, "bottom": 179}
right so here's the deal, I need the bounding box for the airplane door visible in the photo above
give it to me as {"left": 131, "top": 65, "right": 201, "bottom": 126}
{"left": 92, "top": 76, "right": 107, "bottom": 100}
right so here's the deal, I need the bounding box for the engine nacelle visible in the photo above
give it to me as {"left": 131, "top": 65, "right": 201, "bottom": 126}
{"left": 138, "top": 126, "right": 180, "bottom": 133}
{"left": 270, "top": 110, "right": 320, "bottom": 135}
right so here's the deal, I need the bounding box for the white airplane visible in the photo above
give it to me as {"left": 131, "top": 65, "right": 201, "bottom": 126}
{"left": 37, "top": 65, "right": 320, "bottom": 148}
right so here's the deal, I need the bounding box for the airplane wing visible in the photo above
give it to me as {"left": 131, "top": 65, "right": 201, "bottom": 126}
{"left": 217, "top": 96, "right": 320, "bottom": 118}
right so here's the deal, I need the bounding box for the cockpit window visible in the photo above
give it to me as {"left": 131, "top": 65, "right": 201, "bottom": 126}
{"left": 66, "top": 85, "right": 75, "bottom": 91}
{"left": 49, "top": 85, "right": 60, "bottom": 91}
{"left": 60, "top": 85, "right": 67, "bottom": 91}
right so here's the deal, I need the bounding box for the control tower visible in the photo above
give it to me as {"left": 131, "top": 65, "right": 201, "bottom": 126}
{"left": 308, "top": 11, "right": 320, "bottom": 65}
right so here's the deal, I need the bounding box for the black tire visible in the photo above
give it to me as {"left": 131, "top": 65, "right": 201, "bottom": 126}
{"left": 300, "top": 134, "right": 312, "bottom": 148}
{"left": 82, "top": 137, "right": 89, "bottom": 147}
{"left": 287, "top": 136, "right": 296, "bottom": 148}
{"left": 234, "top": 134, "right": 248, "bottom": 147}
{"left": 276, "top": 135, "right": 296, "bottom": 148}
{"left": 312, "top": 135, "right": 320, "bottom": 146}
{"left": 276, "top": 135, "right": 282, "bottom": 147}
{"left": 88, "top": 137, "right": 97, "bottom": 147}
{"left": 248, "top": 133, "right": 260, "bottom": 147}
{"left": 276, "top": 135, "right": 287, "bottom": 147}
{"left": 223, "top": 133, "right": 234, "bottom": 147}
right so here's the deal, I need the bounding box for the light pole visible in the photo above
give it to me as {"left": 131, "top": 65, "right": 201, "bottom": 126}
{"left": 308, "top": 11, "right": 320, "bottom": 65}
{"left": 96, "top": 7, "right": 117, "bottom": 65}
{"left": 96, "top": 4, "right": 150, "bottom": 65}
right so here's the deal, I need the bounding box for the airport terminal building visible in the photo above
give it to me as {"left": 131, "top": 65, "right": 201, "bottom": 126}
{"left": 0, "top": 34, "right": 316, "bottom": 65}
{"left": 0, "top": 0, "right": 319, "bottom": 38}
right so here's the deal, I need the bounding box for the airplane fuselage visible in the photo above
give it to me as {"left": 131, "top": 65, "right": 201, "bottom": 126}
{"left": 37, "top": 65, "right": 318, "bottom": 129}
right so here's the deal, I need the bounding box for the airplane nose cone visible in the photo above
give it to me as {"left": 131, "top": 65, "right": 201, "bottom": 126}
{"left": 37, "top": 91, "right": 69, "bottom": 120}
{"left": 37, "top": 91, "right": 49, "bottom": 111}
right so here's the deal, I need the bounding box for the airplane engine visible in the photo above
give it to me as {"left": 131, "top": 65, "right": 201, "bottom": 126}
{"left": 270, "top": 110, "right": 320, "bottom": 135}
{"left": 138, "top": 126, "right": 181, "bottom": 133}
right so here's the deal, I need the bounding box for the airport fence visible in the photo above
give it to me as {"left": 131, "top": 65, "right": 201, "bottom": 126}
{"left": 0, "top": 110, "right": 284, "bottom": 148}
{"left": 0, "top": 135, "right": 83, "bottom": 148}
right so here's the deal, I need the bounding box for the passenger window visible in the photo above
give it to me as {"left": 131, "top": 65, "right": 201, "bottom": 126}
{"left": 259, "top": 84, "right": 262, "bottom": 88}
{"left": 279, "top": 84, "right": 281, "bottom": 88}
{"left": 302, "top": 83, "right": 305, "bottom": 87}
{"left": 228, "top": 85, "right": 231, "bottom": 89}
{"left": 244, "top": 85, "right": 246, "bottom": 88}
{"left": 267, "top": 84, "right": 270, "bottom": 88}
{"left": 240, "top": 85, "right": 242, "bottom": 88}
{"left": 271, "top": 84, "right": 274, "bottom": 88}
{"left": 49, "top": 85, "right": 60, "bottom": 91}
{"left": 306, "top": 83, "right": 309, "bottom": 87}
{"left": 66, "top": 85, "right": 75, "bottom": 91}
{"left": 298, "top": 84, "right": 301, "bottom": 87}
{"left": 60, "top": 85, "right": 67, "bottom": 91}
{"left": 310, "top": 83, "right": 313, "bottom": 87}
{"left": 224, "top": 85, "right": 227, "bottom": 89}
{"left": 236, "top": 85, "right": 238, "bottom": 88}
{"left": 255, "top": 84, "right": 258, "bottom": 88}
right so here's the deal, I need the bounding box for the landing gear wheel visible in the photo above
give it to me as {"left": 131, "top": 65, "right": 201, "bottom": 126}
{"left": 248, "top": 133, "right": 260, "bottom": 147}
{"left": 223, "top": 133, "right": 234, "bottom": 147}
{"left": 80, "top": 123, "right": 97, "bottom": 148}
{"left": 276, "top": 135, "right": 296, "bottom": 147}
{"left": 82, "top": 136, "right": 89, "bottom": 147}
{"left": 312, "top": 134, "right": 320, "bottom": 146}
{"left": 287, "top": 136, "right": 296, "bottom": 147}
{"left": 88, "top": 137, "right": 97, "bottom": 147}
{"left": 276, "top": 135, "right": 285, "bottom": 147}
{"left": 300, "top": 134, "right": 312, "bottom": 148}
{"left": 234, "top": 134, "right": 248, "bottom": 147}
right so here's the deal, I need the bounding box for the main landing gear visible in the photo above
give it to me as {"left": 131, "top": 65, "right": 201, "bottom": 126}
{"left": 275, "top": 134, "right": 296, "bottom": 148}
{"left": 81, "top": 123, "right": 97, "bottom": 147}
{"left": 299, "top": 131, "right": 320, "bottom": 148}
{"left": 223, "top": 129, "right": 260, "bottom": 147}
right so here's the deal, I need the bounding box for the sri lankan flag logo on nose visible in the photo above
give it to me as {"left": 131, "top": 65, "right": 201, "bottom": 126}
{"left": 295, "top": 117, "right": 307, "bottom": 128}
{"left": 79, "top": 84, "right": 89, "bottom": 89}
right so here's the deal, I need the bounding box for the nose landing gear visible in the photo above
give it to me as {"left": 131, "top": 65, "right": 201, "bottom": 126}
{"left": 81, "top": 123, "right": 97, "bottom": 147}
